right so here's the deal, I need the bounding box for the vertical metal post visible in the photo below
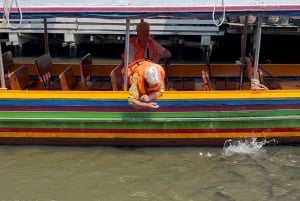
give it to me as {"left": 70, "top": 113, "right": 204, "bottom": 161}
{"left": 239, "top": 15, "right": 248, "bottom": 90}
{"left": 0, "top": 44, "right": 6, "bottom": 89}
{"left": 43, "top": 18, "right": 49, "bottom": 54}
{"left": 253, "top": 15, "right": 262, "bottom": 80}
{"left": 123, "top": 19, "right": 130, "bottom": 91}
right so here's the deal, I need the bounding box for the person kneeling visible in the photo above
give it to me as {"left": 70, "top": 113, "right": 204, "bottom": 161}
{"left": 128, "top": 61, "right": 165, "bottom": 109}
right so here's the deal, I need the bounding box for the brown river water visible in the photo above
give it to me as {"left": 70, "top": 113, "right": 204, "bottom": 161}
{"left": 0, "top": 138, "right": 299, "bottom": 201}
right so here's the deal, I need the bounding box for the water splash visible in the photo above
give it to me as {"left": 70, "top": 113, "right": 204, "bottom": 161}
{"left": 222, "top": 138, "right": 275, "bottom": 156}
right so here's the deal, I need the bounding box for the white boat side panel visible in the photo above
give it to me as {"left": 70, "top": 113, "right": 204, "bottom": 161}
{"left": 0, "top": 0, "right": 299, "bottom": 16}
{"left": 0, "top": 0, "right": 299, "bottom": 7}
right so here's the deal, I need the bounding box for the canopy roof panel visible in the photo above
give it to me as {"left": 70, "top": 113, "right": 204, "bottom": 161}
{"left": 1, "top": 0, "right": 299, "bottom": 7}
{"left": 0, "top": 0, "right": 300, "bottom": 19}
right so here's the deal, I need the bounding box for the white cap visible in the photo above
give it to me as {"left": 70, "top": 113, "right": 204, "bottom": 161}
{"left": 144, "top": 66, "right": 160, "bottom": 86}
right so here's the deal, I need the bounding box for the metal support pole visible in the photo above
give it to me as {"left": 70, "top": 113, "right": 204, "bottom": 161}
{"left": 253, "top": 15, "right": 262, "bottom": 80}
{"left": 0, "top": 44, "right": 6, "bottom": 89}
{"left": 43, "top": 18, "right": 49, "bottom": 54}
{"left": 239, "top": 15, "right": 248, "bottom": 90}
{"left": 123, "top": 19, "right": 130, "bottom": 91}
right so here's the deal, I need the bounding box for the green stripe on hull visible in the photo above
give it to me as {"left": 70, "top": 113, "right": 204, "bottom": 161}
{"left": 0, "top": 109, "right": 299, "bottom": 130}
{"left": 0, "top": 109, "right": 300, "bottom": 119}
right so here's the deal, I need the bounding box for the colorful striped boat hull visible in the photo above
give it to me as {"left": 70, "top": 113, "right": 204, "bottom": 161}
{"left": 0, "top": 90, "right": 299, "bottom": 146}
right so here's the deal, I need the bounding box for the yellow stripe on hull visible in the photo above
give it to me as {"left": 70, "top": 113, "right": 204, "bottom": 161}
{"left": 1, "top": 132, "right": 299, "bottom": 139}
{"left": 1, "top": 90, "right": 300, "bottom": 100}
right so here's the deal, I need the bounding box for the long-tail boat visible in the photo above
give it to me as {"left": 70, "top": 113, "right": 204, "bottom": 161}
{"left": 0, "top": 1, "right": 299, "bottom": 146}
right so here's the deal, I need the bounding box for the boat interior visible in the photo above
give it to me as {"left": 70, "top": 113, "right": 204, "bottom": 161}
{"left": 3, "top": 50, "right": 300, "bottom": 92}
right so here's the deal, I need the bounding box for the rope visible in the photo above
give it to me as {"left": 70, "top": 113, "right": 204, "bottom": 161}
{"left": 212, "top": 0, "right": 226, "bottom": 27}
{"left": 2, "top": 0, "right": 23, "bottom": 29}
{"left": 251, "top": 78, "right": 268, "bottom": 91}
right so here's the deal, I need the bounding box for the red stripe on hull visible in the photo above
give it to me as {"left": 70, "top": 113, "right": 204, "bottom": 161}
{"left": 1, "top": 127, "right": 299, "bottom": 133}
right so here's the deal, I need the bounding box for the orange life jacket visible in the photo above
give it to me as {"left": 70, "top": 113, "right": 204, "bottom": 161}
{"left": 122, "top": 37, "right": 158, "bottom": 61}
{"left": 128, "top": 60, "right": 165, "bottom": 96}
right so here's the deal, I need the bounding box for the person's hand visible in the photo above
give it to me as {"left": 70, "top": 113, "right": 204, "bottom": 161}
{"left": 140, "top": 94, "right": 151, "bottom": 102}
{"left": 148, "top": 102, "right": 159, "bottom": 109}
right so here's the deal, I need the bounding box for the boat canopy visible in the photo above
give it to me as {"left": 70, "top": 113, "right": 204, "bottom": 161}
{"left": 0, "top": 0, "right": 300, "bottom": 19}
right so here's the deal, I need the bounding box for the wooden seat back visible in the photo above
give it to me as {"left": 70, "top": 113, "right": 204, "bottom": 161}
{"left": 2, "top": 51, "right": 13, "bottom": 78}
{"left": 35, "top": 53, "right": 61, "bottom": 89}
{"left": 59, "top": 66, "right": 77, "bottom": 90}
{"left": 9, "top": 65, "right": 31, "bottom": 90}
{"left": 110, "top": 64, "right": 124, "bottom": 91}
{"left": 35, "top": 53, "right": 53, "bottom": 86}
{"left": 80, "top": 53, "right": 92, "bottom": 83}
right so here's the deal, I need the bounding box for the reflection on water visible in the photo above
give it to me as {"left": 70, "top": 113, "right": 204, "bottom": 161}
{"left": 0, "top": 140, "right": 299, "bottom": 201}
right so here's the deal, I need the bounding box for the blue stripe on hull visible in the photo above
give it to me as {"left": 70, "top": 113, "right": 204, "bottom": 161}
{"left": 0, "top": 99, "right": 299, "bottom": 107}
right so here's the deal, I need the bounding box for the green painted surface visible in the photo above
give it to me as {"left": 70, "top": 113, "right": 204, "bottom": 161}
{"left": 0, "top": 110, "right": 299, "bottom": 129}
{"left": 0, "top": 109, "right": 299, "bottom": 119}
{"left": 0, "top": 120, "right": 299, "bottom": 129}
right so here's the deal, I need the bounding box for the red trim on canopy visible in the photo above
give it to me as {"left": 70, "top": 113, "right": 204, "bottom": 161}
{"left": 1, "top": 5, "right": 300, "bottom": 13}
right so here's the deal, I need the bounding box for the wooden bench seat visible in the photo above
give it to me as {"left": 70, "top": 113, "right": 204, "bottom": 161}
{"left": 110, "top": 64, "right": 124, "bottom": 91}
{"left": 8, "top": 65, "right": 43, "bottom": 90}
{"left": 59, "top": 66, "right": 87, "bottom": 90}
{"left": 80, "top": 53, "right": 112, "bottom": 90}
{"left": 166, "top": 64, "right": 241, "bottom": 90}
{"left": 167, "top": 64, "right": 300, "bottom": 90}
{"left": 8, "top": 61, "right": 300, "bottom": 91}
{"left": 2, "top": 51, "right": 14, "bottom": 89}
{"left": 2, "top": 51, "right": 13, "bottom": 76}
